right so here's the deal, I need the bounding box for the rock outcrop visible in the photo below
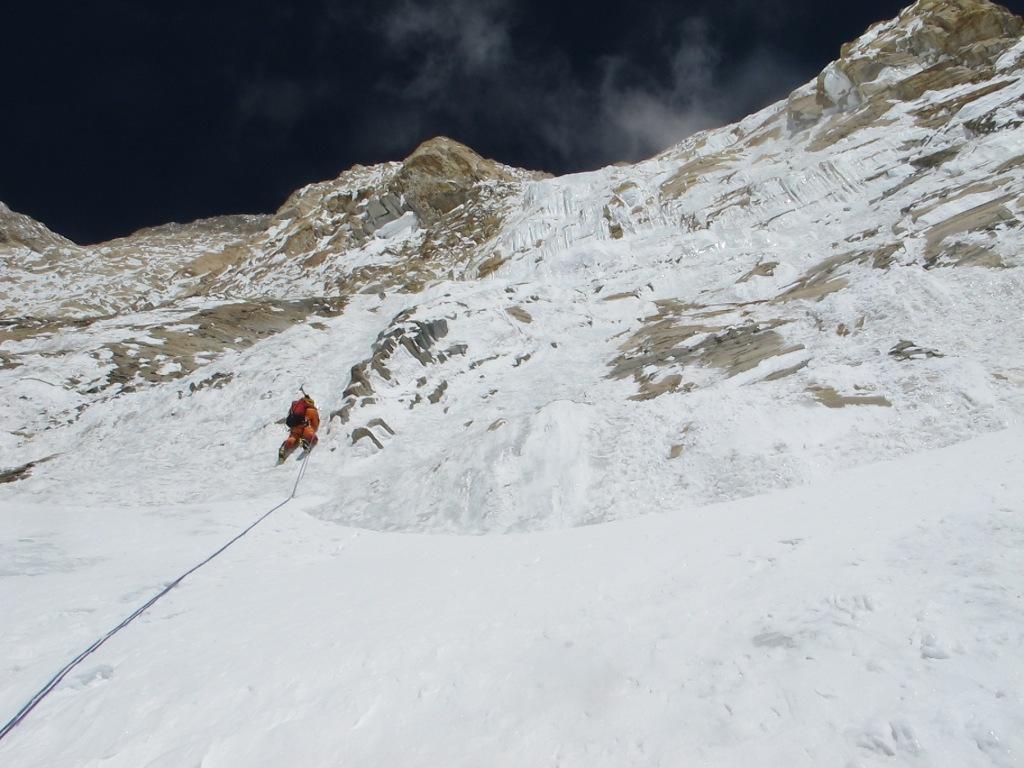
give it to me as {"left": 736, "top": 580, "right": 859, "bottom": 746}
{"left": 0, "top": 201, "right": 77, "bottom": 253}
{"left": 388, "top": 136, "right": 523, "bottom": 225}
{"left": 789, "top": 0, "right": 1024, "bottom": 137}
{"left": 332, "top": 309, "right": 467, "bottom": 451}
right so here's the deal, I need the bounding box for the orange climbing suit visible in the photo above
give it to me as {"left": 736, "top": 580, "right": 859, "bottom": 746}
{"left": 280, "top": 401, "right": 320, "bottom": 458}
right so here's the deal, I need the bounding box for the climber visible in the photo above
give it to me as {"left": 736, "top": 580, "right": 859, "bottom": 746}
{"left": 278, "top": 392, "right": 320, "bottom": 463}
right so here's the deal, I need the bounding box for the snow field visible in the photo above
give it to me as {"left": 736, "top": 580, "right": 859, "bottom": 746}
{"left": 1, "top": 428, "right": 1022, "bottom": 766}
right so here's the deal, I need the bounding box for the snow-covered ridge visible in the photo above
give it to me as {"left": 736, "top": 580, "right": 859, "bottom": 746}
{"left": 1, "top": 0, "right": 1023, "bottom": 533}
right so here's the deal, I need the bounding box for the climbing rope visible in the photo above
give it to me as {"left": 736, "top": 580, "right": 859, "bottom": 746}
{"left": 0, "top": 450, "right": 313, "bottom": 744}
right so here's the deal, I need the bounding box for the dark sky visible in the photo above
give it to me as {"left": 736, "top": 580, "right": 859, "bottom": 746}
{"left": 3, "top": 0, "right": 1021, "bottom": 244}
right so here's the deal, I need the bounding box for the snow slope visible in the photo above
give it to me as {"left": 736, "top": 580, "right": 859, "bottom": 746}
{"left": 1, "top": 428, "right": 1022, "bottom": 766}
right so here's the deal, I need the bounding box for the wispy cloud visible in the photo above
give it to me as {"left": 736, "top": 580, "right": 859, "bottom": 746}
{"left": 378, "top": 0, "right": 512, "bottom": 98}
{"left": 356, "top": 4, "right": 804, "bottom": 167}
{"left": 247, "top": 2, "right": 807, "bottom": 171}
{"left": 592, "top": 20, "right": 803, "bottom": 161}
{"left": 594, "top": 18, "right": 722, "bottom": 159}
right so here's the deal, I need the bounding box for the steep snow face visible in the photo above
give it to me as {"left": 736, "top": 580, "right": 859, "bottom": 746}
{"left": 2, "top": 0, "right": 1024, "bottom": 533}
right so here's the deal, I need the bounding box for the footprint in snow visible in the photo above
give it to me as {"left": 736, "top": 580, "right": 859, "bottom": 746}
{"left": 70, "top": 664, "right": 114, "bottom": 689}
{"left": 920, "top": 633, "right": 951, "bottom": 660}
{"left": 826, "top": 594, "right": 875, "bottom": 620}
{"left": 855, "top": 719, "right": 920, "bottom": 757}
{"left": 752, "top": 631, "right": 796, "bottom": 649}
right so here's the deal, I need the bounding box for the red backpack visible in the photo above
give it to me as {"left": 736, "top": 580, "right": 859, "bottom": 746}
{"left": 285, "top": 398, "right": 307, "bottom": 427}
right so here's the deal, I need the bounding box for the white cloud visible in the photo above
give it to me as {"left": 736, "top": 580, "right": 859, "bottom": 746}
{"left": 590, "top": 19, "right": 805, "bottom": 162}
{"left": 380, "top": 0, "right": 511, "bottom": 98}
{"left": 594, "top": 18, "right": 722, "bottom": 159}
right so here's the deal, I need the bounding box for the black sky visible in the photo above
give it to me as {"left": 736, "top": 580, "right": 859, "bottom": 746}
{"left": 3, "top": 0, "right": 1022, "bottom": 244}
